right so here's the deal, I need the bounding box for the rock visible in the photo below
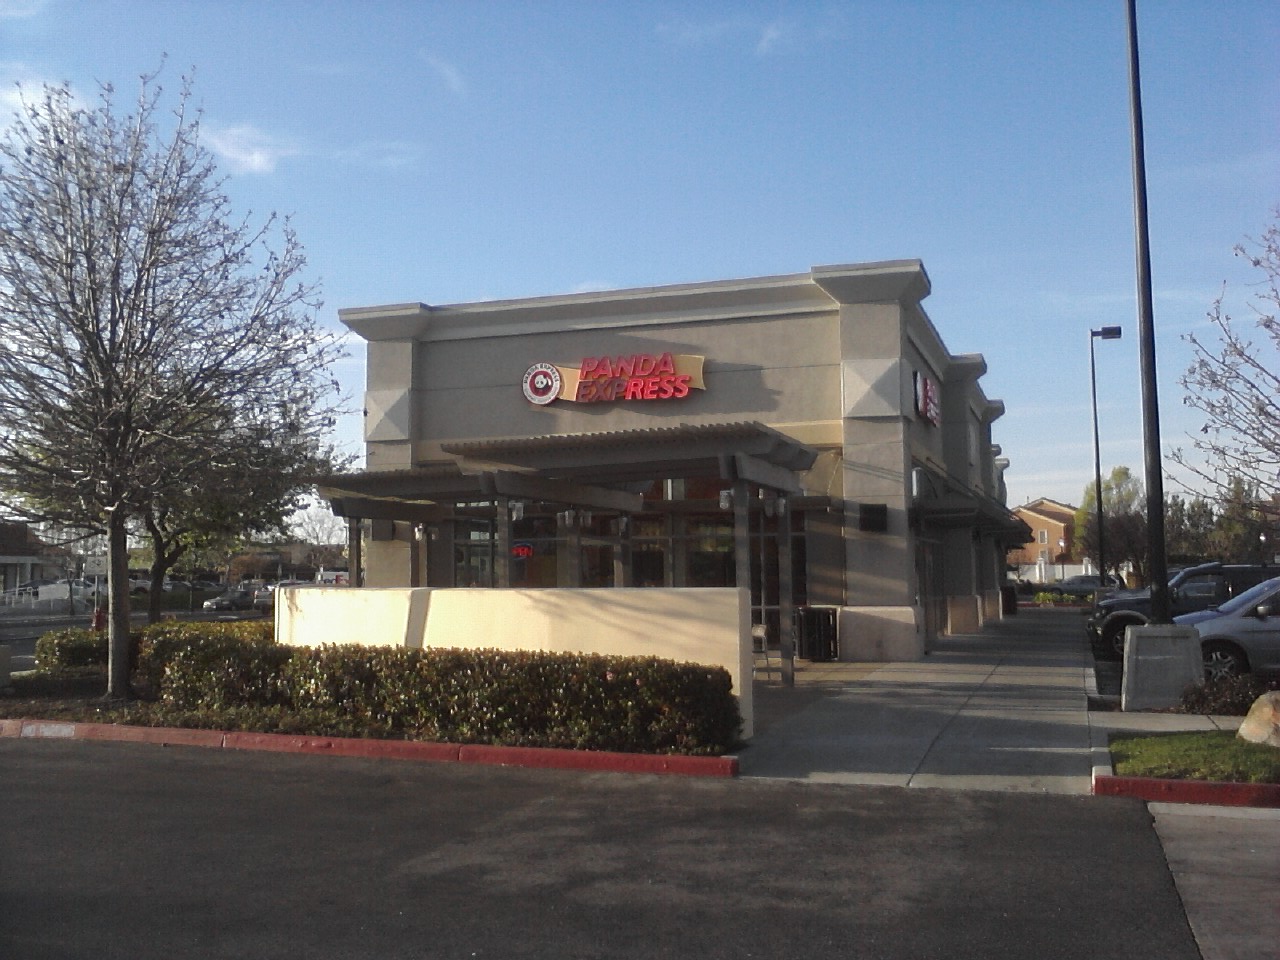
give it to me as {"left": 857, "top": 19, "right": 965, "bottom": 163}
{"left": 1236, "top": 691, "right": 1280, "bottom": 748}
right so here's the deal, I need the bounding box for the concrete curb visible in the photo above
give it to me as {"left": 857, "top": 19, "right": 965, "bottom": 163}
{"left": 0, "top": 717, "right": 739, "bottom": 779}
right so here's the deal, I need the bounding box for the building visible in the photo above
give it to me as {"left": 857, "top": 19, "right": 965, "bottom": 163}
{"left": 1009, "top": 498, "right": 1079, "bottom": 583}
{"left": 315, "top": 260, "right": 1030, "bottom": 673}
{"left": 0, "top": 521, "right": 69, "bottom": 592}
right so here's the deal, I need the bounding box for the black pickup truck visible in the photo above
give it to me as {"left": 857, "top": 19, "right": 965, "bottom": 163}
{"left": 1085, "top": 561, "right": 1274, "bottom": 659}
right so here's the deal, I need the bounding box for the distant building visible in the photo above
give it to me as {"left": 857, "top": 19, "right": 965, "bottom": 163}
{"left": 0, "top": 521, "right": 69, "bottom": 590}
{"left": 1009, "top": 499, "right": 1079, "bottom": 582}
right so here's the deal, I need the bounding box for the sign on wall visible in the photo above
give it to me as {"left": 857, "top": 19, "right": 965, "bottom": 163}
{"left": 522, "top": 352, "right": 706, "bottom": 406}
{"left": 913, "top": 370, "right": 940, "bottom": 426}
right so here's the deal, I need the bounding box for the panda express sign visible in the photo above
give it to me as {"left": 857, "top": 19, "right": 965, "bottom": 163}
{"left": 522, "top": 353, "right": 706, "bottom": 406}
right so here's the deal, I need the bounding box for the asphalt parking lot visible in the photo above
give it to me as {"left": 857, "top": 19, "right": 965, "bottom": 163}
{"left": 2, "top": 738, "right": 1198, "bottom": 960}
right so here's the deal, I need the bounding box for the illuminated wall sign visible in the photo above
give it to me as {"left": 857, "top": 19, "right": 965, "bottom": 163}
{"left": 913, "top": 370, "right": 941, "bottom": 426}
{"left": 522, "top": 352, "right": 706, "bottom": 405}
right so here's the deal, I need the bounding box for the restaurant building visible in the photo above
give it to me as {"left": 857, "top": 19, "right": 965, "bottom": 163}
{"left": 316, "top": 259, "right": 1030, "bottom": 676}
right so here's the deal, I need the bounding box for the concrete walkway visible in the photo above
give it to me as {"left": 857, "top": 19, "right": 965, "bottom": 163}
{"left": 741, "top": 607, "right": 1279, "bottom": 960}
{"left": 743, "top": 609, "right": 1098, "bottom": 791}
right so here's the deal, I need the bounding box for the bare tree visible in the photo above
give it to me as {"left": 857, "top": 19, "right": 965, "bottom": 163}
{"left": 288, "top": 499, "right": 348, "bottom": 573}
{"left": 1174, "top": 212, "right": 1280, "bottom": 504}
{"left": 0, "top": 71, "right": 343, "bottom": 697}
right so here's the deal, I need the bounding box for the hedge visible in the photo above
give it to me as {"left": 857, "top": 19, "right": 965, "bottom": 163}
{"left": 38, "top": 620, "right": 742, "bottom": 756}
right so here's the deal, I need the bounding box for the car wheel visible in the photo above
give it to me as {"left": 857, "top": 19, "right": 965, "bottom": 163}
{"left": 1202, "top": 641, "right": 1248, "bottom": 683}
{"left": 1102, "top": 623, "right": 1129, "bottom": 660}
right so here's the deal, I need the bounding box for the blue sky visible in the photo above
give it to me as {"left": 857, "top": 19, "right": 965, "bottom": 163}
{"left": 2, "top": 0, "right": 1276, "bottom": 509}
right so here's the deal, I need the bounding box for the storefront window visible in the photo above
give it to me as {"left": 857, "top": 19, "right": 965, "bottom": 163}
{"left": 681, "top": 513, "right": 734, "bottom": 587}
{"left": 581, "top": 543, "right": 615, "bottom": 587}
{"left": 632, "top": 544, "right": 666, "bottom": 587}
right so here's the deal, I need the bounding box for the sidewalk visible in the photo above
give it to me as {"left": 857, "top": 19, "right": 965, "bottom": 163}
{"left": 740, "top": 607, "right": 1278, "bottom": 960}
{"left": 741, "top": 607, "right": 1251, "bottom": 793}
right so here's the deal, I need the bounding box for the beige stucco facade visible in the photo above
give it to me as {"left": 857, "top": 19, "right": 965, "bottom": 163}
{"left": 314, "top": 260, "right": 1028, "bottom": 678}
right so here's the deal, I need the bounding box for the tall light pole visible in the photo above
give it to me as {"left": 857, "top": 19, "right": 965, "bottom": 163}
{"left": 1091, "top": 326, "right": 1122, "bottom": 583}
{"left": 1126, "top": 0, "right": 1171, "bottom": 621}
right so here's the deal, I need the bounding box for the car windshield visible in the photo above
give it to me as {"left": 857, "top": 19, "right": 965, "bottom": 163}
{"left": 1212, "top": 576, "right": 1280, "bottom": 616}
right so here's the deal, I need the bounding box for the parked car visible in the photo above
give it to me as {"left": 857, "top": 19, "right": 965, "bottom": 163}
{"left": 202, "top": 589, "right": 255, "bottom": 611}
{"left": 1175, "top": 575, "right": 1280, "bottom": 681}
{"left": 1046, "top": 574, "right": 1119, "bottom": 599}
{"left": 15, "top": 578, "right": 56, "bottom": 593}
{"left": 1086, "top": 562, "right": 1275, "bottom": 660}
{"left": 55, "top": 578, "right": 101, "bottom": 598}
{"left": 253, "top": 579, "right": 312, "bottom": 610}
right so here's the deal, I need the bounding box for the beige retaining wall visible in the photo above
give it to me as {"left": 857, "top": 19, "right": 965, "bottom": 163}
{"left": 275, "top": 586, "right": 753, "bottom": 738}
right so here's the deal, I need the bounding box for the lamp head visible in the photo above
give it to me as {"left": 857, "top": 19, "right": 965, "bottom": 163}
{"left": 1091, "top": 326, "right": 1122, "bottom": 340}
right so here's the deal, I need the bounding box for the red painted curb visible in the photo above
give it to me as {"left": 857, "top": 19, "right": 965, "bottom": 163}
{"left": 223, "top": 730, "right": 461, "bottom": 764}
{"left": 458, "top": 743, "right": 739, "bottom": 778}
{"left": 1094, "top": 775, "right": 1280, "bottom": 808}
{"left": 73, "top": 722, "right": 225, "bottom": 748}
{"left": 3, "top": 717, "right": 736, "bottom": 778}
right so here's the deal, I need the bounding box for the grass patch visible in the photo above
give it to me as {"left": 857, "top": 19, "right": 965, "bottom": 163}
{"left": 1110, "top": 730, "right": 1280, "bottom": 784}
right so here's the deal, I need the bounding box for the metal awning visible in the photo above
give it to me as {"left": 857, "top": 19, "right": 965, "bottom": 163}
{"left": 913, "top": 491, "right": 1033, "bottom": 546}
{"left": 315, "top": 422, "right": 822, "bottom": 522}
{"left": 443, "top": 421, "right": 819, "bottom": 495}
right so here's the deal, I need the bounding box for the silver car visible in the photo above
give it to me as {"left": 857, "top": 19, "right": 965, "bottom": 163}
{"left": 1176, "top": 575, "right": 1280, "bottom": 681}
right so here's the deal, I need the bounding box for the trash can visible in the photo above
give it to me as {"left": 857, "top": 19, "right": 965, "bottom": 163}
{"left": 1001, "top": 584, "right": 1018, "bottom": 616}
{"left": 797, "top": 606, "right": 839, "bottom": 661}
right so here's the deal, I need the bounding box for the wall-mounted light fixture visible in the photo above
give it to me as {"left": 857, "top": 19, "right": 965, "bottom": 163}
{"left": 718, "top": 489, "right": 732, "bottom": 511}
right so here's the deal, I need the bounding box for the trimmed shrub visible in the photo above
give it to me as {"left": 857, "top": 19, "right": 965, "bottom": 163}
{"left": 49, "top": 619, "right": 743, "bottom": 755}
{"left": 135, "top": 619, "right": 274, "bottom": 691}
{"left": 278, "top": 645, "right": 733, "bottom": 753}
{"left": 34, "top": 627, "right": 107, "bottom": 671}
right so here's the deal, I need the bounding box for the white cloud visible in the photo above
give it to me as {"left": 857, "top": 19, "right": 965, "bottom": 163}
{"left": 756, "top": 22, "right": 785, "bottom": 56}
{"left": 1157, "top": 149, "right": 1280, "bottom": 189}
{"left": 421, "top": 54, "right": 466, "bottom": 97}
{"left": 204, "top": 124, "right": 299, "bottom": 174}
{"left": 570, "top": 280, "right": 615, "bottom": 294}
{"left": 657, "top": 16, "right": 792, "bottom": 56}
{"left": 332, "top": 140, "right": 422, "bottom": 170}
{"left": 0, "top": 0, "right": 49, "bottom": 19}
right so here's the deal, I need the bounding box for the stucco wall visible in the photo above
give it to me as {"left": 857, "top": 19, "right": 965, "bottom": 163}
{"left": 275, "top": 586, "right": 753, "bottom": 738}
{"left": 410, "top": 311, "right": 842, "bottom": 453}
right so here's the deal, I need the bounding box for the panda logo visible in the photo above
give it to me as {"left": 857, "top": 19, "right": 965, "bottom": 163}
{"left": 522, "top": 363, "right": 562, "bottom": 405}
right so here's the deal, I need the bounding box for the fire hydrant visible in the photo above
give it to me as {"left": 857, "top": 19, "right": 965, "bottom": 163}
{"left": 91, "top": 605, "right": 106, "bottom": 632}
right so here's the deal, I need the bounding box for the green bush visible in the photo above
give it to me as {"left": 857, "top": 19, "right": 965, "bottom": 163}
{"left": 32, "top": 619, "right": 743, "bottom": 755}
{"left": 147, "top": 633, "right": 740, "bottom": 755}
{"left": 135, "top": 619, "right": 274, "bottom": 690}
{"left": 34, "top": 627, "right": 107, "bottom": 671}
{"left": 286, "top": 645, "right": 742, "bottom": 754}
{"left": 139, "top": 620, "right": 284, "bottom": 710}
{"left": 1179, "top": 674, "right": 1273, "bottom": 716}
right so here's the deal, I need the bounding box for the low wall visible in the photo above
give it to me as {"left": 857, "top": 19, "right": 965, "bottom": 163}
{"left": 276, "top": 586, "right": 753, "bottom": 738}
{"left": 837, "top": 606, "right": 924, "bottom": 662}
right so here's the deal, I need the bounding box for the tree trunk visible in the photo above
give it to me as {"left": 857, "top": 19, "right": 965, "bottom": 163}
{"left": 105, "top": 510, "right": 134, "bottom": 700}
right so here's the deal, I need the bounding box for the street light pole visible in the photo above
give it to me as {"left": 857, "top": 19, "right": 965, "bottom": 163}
{"left": 1090, "top": 326, "right": 1122, "bottom": 584}
{"left": 1126, "top": 0, "right": 1171, "bottom": 621}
